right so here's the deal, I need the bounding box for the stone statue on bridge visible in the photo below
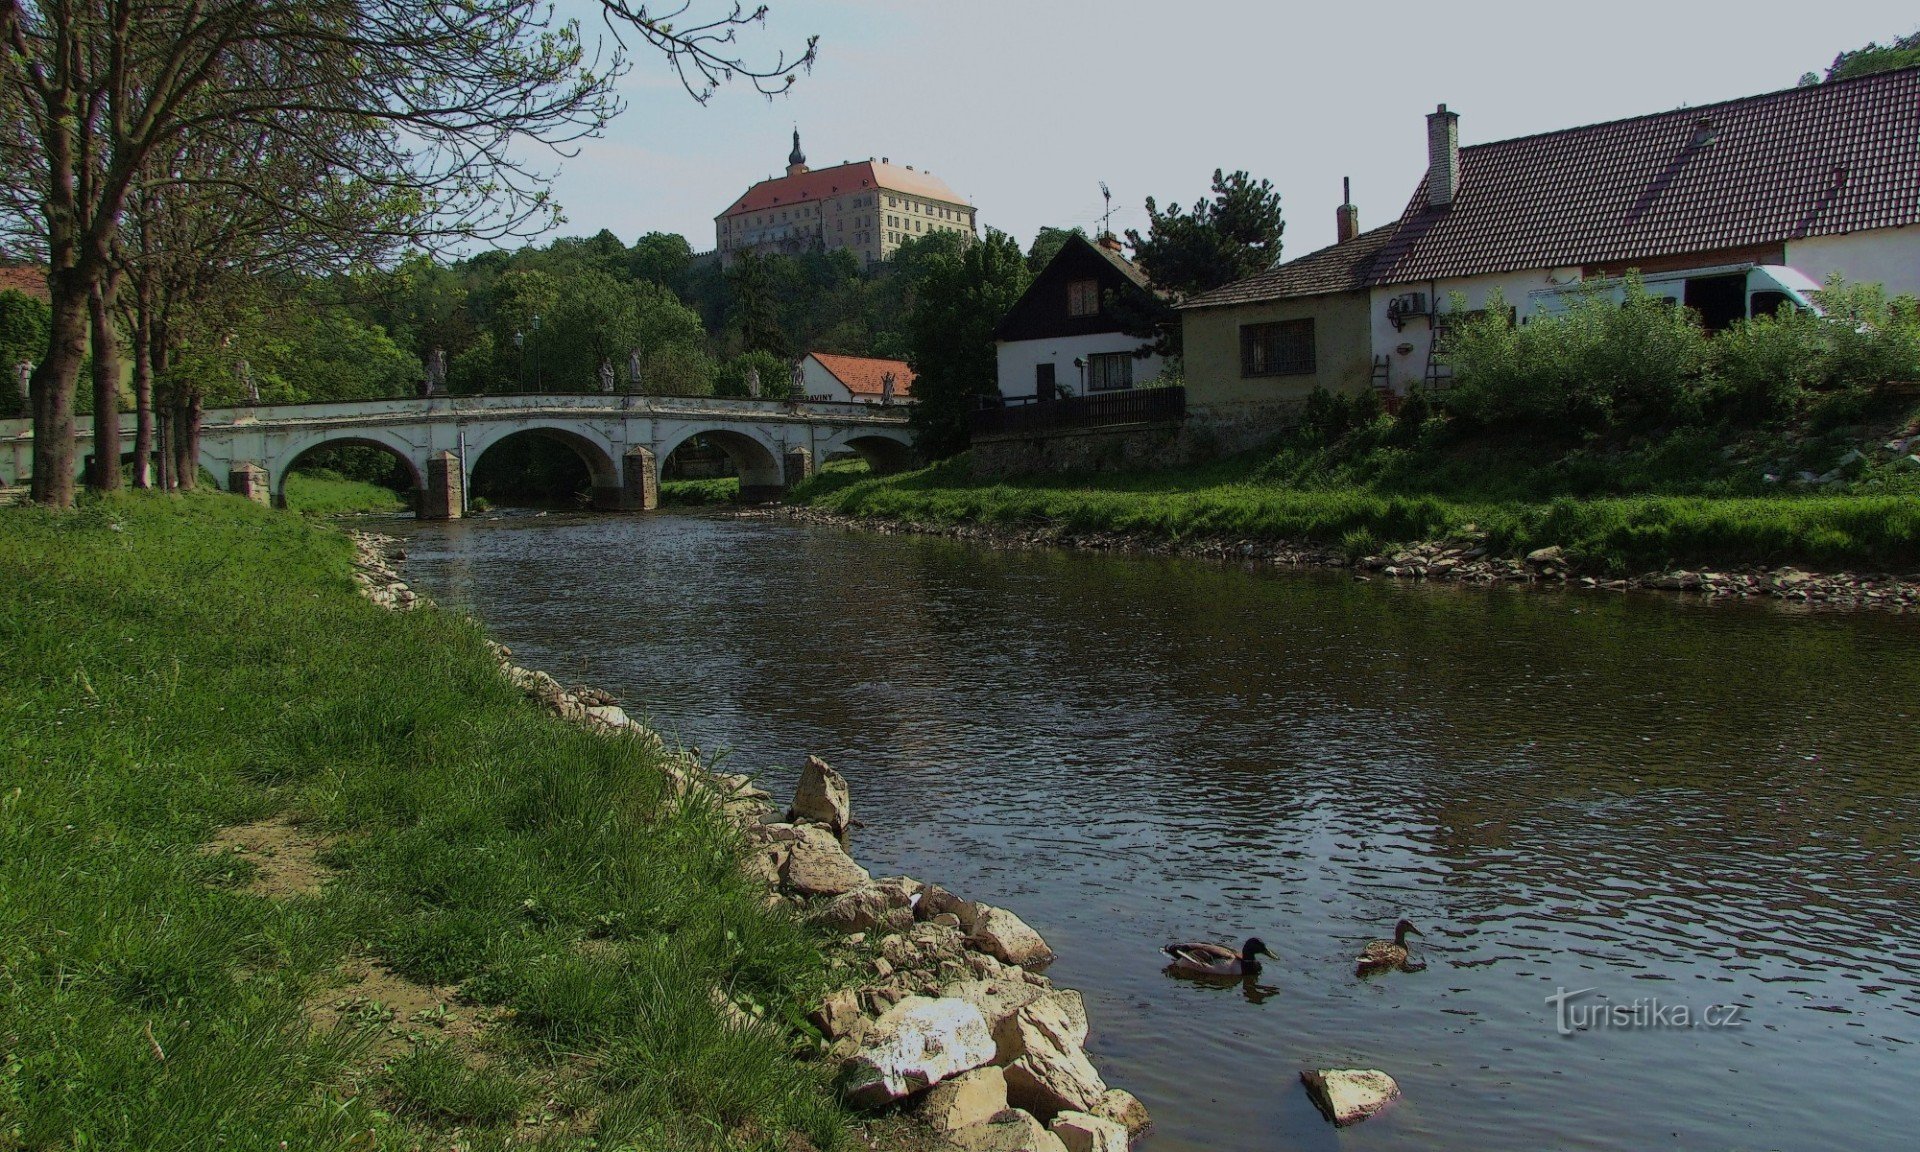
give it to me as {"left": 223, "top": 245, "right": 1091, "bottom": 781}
{"left": 423, "top": 347, "right": 447, "bottom": 397}
{"left": 881, "top": 371, "right": 895, "bottom": 406}
{"left": 598, "top": 357, "right": 616, "bottom": 393}
{"left": 789, "top": 358, "right": 807, "bottom": 401}
{"left": 628, "top": 347, "right": 643, "bottom": 393}
{"left": 746, "top": 366, "right": 762, "bottom": 398}
{"left": 14, "top": 359, "right": 29, "bottom": 403}
{"left": 237, "top": 358, "right": 259, "bottom": 403}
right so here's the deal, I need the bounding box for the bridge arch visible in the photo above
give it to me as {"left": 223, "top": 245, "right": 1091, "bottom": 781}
{"left": 657, "top": 426, "right": 787, "bottom": 501}
{"left": 462, "top": 421, "right": 624, "bottom": 508}
{"left": 268, "top": 430, "right": 427, "bottom": 507}
{"left": 820, "top": 428, "right": 916, "bottom": 475}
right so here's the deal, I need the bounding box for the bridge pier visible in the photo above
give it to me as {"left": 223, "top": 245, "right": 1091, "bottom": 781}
{"left": 615, "top": 445, "right": 659, "bottom": 511}
{"left": 422, "top": 450, "right": 463, "bottom": 520}
{"left": 783, "top": 446, "right": 814, "bottom": 492}
{"left": 229, "top": 462, "right": 270, "bottom": 504}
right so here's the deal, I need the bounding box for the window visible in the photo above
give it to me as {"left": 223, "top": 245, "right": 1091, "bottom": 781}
{"left": 1067, "top": 279, "right": 1100, "bottom": 317}
{"left": 1240, "top": 319, "right": 1316, "bottom": 377}
{"left": 1086, "top": 352, "right": 1133, "bottom": 392}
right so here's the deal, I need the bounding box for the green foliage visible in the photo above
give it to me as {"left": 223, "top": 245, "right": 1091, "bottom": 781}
{"left": 1447, "top": 280, "right": 1711, "bottom": 429}
{"left": 629, "top": 231, "right": 695, "bottom": 287}
{"left": 0, "top": 495, "right": 850, "bottom": 1149}
{"left": 1820, "top": 29, "right": 1920, "bottom": 81}
{"left": 0, "top": 288, "right": 49, "bottom": 417}
{"left": 1124, "top": 169, "right": 1285, "bottom": 298}
{"left": 905, "top": 229, "right": 1033, "bottom": 458}
{"left": 660, "top": 476, "right": 742, "bottom": 506}
{"left": 281, "top": 473, "right": 414, "bottom": 516}
{"left": 544, "top": 272, "right": 707, "bottom": 391}
{"left": 717, "top": 349, "right": 792, "bottom": 399}
{"left": 1025, "top": 226, "right": 1085, "bottom": 273}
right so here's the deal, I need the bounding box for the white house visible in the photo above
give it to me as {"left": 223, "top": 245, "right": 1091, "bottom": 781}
{"left": 797, "top": 352, "right": 915, "bottom": 405}
{"left": 1366, "top": 68, "right": 1920, "bottom": 392}
{"left": 993, "top": 233, "right": 1166, "bottom": 402}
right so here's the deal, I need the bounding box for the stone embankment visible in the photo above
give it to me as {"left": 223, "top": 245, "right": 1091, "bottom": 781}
{"left": 346, "top": 531, "right": 1148, "bottom": 1149}
{"left": 775, "top": 508, "right": 1920, "bottom": 612}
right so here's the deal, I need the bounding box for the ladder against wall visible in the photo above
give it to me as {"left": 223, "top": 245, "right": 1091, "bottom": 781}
{"left": 1424, "top": 321, "right": 1456, "bottom": 391}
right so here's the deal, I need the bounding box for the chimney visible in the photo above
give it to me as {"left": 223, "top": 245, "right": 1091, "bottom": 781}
{"left": 1096, "top": 232, "right": 1125, "bottom": 254}
{"left": 1336, "top": 176, "right": 1360, "bottom": 243}
{"left": 1426, "top": 103, "right": 1460, "bottom": 209}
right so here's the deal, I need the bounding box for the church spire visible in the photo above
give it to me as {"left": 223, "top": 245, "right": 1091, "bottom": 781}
{"left": 786, "top": 128, "right": 808, "bottom": 176}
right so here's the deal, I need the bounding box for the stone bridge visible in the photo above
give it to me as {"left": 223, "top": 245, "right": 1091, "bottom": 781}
{"left": 0, "top": 393, "right": 915, "bottom": 516}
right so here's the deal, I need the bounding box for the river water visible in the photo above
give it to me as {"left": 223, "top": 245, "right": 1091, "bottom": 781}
{"left": 392, "top": 510, "right": 1920, "bottom": 1152}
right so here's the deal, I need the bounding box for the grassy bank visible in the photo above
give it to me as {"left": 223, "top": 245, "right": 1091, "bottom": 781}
{"left": 793, "top": 418, "right": 1920, "bottom": 573}
{"left": 0, "top": 494, "right": 845, "bottom": 1150}
{"left": 281, "top": 470, "right": 414, "bottom": 516}
{"left": 660, "top": 476, "right": 741, "bottom": 506}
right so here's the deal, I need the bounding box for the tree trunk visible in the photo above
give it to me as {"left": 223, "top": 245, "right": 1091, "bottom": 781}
{"left": 29, "top": 268, "right": 91, "bottom": 508}
{"left": 131, "top": 298, "right": 154, "bottom": 488}
{"left": 87, "top": 273, "right": 123, "bottom": 492}
{"left": 174, "top": 391, "right": 202, "bottom": 491}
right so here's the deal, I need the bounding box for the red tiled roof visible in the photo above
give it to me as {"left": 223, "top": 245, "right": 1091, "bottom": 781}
{"left": 0, "top": 265, "right": 48, "bottom": 300}
{"left": 721, "top": 160, "right": 969, "bottom": 218}
{"left": 809, "top": 352, "right": 915, "bottom": 397}
{"left": 1369, "top": 66, "right": 1920, "bottom": 285}
{"left": 1180, "top": 225, "right": 1397, "bottom": 309}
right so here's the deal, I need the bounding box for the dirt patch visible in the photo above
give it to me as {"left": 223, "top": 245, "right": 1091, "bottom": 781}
{"left": 311, "top": 956, "right": 501, "bottom": 1061}
{"left": 203, "top": 816, "right": 333, "bottom": 898}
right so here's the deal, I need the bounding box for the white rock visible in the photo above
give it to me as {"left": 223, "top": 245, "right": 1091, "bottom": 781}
{"left": 790, "top": 754, "right": 851, "bottom": 833}
{"left": 948, "top": 1109, "right": 1069, "bottom": 1152}
{"left": 968, "top": 905, "right": 1055, "bottom": 970}
{"left": 920, "top": 1065, "right": 1008, "bottom": 1132}
{"left": 1090, "top": 1088, "right": 1153, "bottom": 1137}
{"left": 841, "top": 996, "right": 997, "bottom": 1108}
{"left": 780, "top": 824, "right": 870, "bottom": 897}
{"left": 1301, "top": 1068, "right": 1401, "bottom": 1127}
{"left": 941, "top": 979, "right": 1049, "bottom": 1056}
{"left": 1049, "top": 1111, "right": 1129, "bottom": 1152}
{"left": 1002, "top": 999, "right": 1108, "bottom": 1119}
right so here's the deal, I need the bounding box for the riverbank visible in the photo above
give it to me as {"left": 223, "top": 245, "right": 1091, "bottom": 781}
{"left": 1, "top": 493, "right": 1145, "bottom": 1151}
{"left": 786, "top": 423, "right": 1920, "bottom": 610}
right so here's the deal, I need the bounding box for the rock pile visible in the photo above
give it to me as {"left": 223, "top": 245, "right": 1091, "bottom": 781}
{"left": 776, "top": 508, "right": 1920, "bottom": 613}
{"left": 345, "top": 530, "right": 1150, "bottom": 1146}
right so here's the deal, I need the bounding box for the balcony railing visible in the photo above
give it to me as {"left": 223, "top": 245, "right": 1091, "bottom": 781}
{"left": 971, "top": 386, "right": 1186, "bottom": 437}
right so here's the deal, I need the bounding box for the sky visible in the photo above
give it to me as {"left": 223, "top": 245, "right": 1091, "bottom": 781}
{"left": 534, "top": 1, "right": 1918, "bottom": 261}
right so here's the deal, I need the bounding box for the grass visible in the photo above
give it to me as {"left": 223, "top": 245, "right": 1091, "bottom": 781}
{"left": 281, "top": 470, "right": 413, "bottom": 516}
{"left": 0, "top": 492, "right": 848, "bottom": 1151}
{"left": 660, "top": 476, "right": 741, "bottom": 506}
{"left": 794, "top": 414, "right": 1920, "bottom": 574}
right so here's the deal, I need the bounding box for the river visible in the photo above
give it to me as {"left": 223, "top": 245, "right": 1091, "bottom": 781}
{"left": 392, "top": 509, "right": 1920, "bottom": 1152}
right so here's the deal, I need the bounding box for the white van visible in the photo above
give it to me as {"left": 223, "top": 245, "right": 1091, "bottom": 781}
{"left": 1524, "top": 264, "right": 1824, "bottom": 331}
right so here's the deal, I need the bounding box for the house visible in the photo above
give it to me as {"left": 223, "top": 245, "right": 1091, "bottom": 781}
{"left": 1182, "top": 65, "right": 1920, "bottom": 410}
{"left": 993, "top": 232, "right": 1166, "bottom": 402}
{"left": 797, "top": 352, "right": 915, "bottom": 405}
{"left": 716, "top": 131, "right": 976, "bottom": 268}
{"left": 0, "top": 265, "right": 48, "bottom": 300}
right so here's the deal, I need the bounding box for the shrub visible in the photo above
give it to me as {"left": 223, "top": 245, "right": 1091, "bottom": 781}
{"left": 1709, "top": 306, "right": 1828, "bottom": 421}
{"left": 1446, "top": 281, "right": 1710, "bottom": 430}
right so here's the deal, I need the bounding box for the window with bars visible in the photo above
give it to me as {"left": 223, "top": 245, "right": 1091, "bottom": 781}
{"left": 1086, "top": 352, "right": 1134, "bottom": 392}
{"left": 1067, "top": 279, "right": 1100, "bottom": 317}
{"left": 1240, "top": 319, "right": 1316, "bottom": 377}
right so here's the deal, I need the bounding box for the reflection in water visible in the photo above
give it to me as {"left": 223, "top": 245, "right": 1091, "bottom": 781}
{"left": 396, "top": 511, "right": 1920, "bottom": 1152}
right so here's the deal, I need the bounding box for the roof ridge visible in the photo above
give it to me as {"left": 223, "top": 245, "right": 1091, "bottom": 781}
{"left": 1460, "top": 63, "right": 1920, "bottom": 154}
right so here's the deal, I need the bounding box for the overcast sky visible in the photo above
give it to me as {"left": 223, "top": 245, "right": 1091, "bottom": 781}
{"left": 536, "top": 1, "right": 1916, "bottom": 260}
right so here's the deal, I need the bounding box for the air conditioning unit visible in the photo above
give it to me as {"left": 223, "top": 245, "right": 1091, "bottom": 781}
{"left": 1387, "top": 292, "right": 1430, "bottom": 323}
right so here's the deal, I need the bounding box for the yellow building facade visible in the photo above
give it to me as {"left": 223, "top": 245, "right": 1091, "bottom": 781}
{"left": 716, "top": 132, "right": 975, "bottom": 267}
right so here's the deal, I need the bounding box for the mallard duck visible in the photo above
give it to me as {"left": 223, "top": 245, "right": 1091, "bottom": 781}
{"left": 1162, "top": 937, "right": 1274, "bottom": 977}
{"left": 1355, "top": 919, "right": 1422, "bottom": 975}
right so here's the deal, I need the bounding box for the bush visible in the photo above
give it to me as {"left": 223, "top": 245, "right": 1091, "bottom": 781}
{"left": 1446, "top": 280, "right": 1710, "bottom": 430}
{"left": 1708, "top": 279, "right": 1920, "bottom": 422}
{"left": 1709, "top": 306, "right": 1828, "bottom": 421}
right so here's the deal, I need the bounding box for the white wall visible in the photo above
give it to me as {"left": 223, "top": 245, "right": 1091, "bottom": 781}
{"left": 994, "top": 333, "right": 1167, "bottom": 401}
{"left": 799, "top": 358, "right": 854, "bottom": 402}
{"left": 1786, "top": 226, "right": 1920, "bottom": 299}
{"left": 1370, "top": 267, "right": 1579, "bottom": 392}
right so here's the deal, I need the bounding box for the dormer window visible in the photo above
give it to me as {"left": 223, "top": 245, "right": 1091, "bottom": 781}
{"left": 1067, "top": 279, "right": 1100, "bottom": 317}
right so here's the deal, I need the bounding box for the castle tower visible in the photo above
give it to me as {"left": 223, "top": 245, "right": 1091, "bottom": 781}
{"left": 786, "top": 129, "right": 808, "bottom": 177}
